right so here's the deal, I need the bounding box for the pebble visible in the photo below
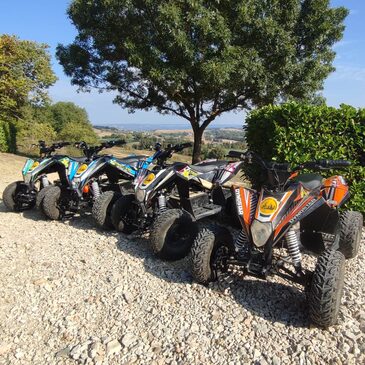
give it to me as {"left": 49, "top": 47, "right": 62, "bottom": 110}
{"left": 0, "top": 157, "right": 364, "bottom": 365}
{"left": 105, "top": 339, "right": 122, "bottom": 356}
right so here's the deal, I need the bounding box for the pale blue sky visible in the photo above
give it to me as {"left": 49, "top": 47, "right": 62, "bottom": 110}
{"left": 1, "top": 0, "right": 364, "bottom": 127}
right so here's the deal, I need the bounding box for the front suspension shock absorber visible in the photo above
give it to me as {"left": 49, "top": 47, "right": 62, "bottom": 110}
{"left": 91, "top": 181, "right": 100, "bottom": 199}
{"left": 235, "top": 230, "right": 249, "bottom": 258}
{"left": 285, "top": 227, "right": 302, "bottom": 271}
{"left": 41, "top": 176, "right": 49, "bottom": 187}
{"left": 158, "top": 194, "right": 167, "bottom": 213}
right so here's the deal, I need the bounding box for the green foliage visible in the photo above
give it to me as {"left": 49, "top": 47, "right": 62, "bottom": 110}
{"left": 0, "top": 35, "right": 57, "bottom": 121}
{"left": 202, "top": 145, "right": 226, "bottom": 160}
{"left": 57, "top": 0, "right": 348, "bottom": 162}
{"left": 50, "top": 102, "right": 90, "bottom": 133}
{"left": 246, "top": 103, "right": 365, "bottom": 213}
{"left": 0, "top": 120, "right": 16, "bottom": 153}
{"left": 58, "top": 121, "right": 98, "bottom": 144}
{"left": 17, "top": 121, "right": 57, "bottom": 155}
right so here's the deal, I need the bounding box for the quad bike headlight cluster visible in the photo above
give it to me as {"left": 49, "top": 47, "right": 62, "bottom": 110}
{"left": 142, "top": 173, "right": 155, "bottom": 186}
{"left": 251, "top": 220, "right": 273, "bottom": 247}
{"left": 76, "top": 163, "right": 88, "bottom": 175}
{"left": 30, "top": 161, "right": 40, "bottom": 170}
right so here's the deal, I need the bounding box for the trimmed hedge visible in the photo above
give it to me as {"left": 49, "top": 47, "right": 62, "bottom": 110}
{"left": 0, "top": 120, "right": 17, "bottom": 153}
{"left": 245, "top": 103, "right": 364, "bottom": 213}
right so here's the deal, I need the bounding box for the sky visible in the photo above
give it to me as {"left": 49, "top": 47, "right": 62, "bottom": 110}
{"left": 0, "top": 0, "right": 364, "bottom": 128}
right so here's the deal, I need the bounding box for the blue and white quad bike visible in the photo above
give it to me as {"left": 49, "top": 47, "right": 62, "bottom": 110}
{"left": 41, "top": 139, "right": 158, "bottom": 227}
{"left": 2, "top": 140, "right": 83, "bottom": 211}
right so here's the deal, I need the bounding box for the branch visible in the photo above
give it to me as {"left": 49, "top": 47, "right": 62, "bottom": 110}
{"left": 122, "top": 88, "right": 192, "bottom": 121}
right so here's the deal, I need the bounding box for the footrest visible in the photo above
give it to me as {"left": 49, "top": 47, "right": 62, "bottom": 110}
{"left": 194, "top": 204, "right": 222, "bottom": 220}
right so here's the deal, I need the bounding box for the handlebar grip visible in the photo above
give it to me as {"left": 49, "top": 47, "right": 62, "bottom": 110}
{"left": 227, "top": 150, "right": 245, "bottom": 159}
{"left": 317, "top": 159, "right": 351, "bottom": 168}
{"left": 174, "top": 142, "right": 192, "bottom": 151}
{"left": 267, "top": 162, "right": 290, "bottom": 171}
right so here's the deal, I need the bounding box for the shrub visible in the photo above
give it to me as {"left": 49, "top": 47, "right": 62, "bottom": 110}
{"left": 0, "top": 120, "right": 16, "bottom": 153}
{"left": 245, "top": 103, "right": 364, "bottom": 213}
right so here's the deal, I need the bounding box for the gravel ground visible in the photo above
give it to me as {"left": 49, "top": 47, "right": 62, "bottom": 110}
{"left": 0, "top": 152, "right": 364, "bottom": 365}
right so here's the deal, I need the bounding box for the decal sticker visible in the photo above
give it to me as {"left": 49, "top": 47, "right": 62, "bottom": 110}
{"left": 179, "top": 167, "right": 198, "bottom": 179}
{"left": 259, "top": 197, "right": 278, "bottom": 215}
{"left": 60, "top": 157, "right": 69, "bottom": 168}
{"left": 109, "top": 159, "right": 134, "bottom": 174}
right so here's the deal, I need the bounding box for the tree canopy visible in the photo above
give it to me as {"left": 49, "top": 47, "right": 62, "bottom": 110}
{"left": 0, "top": 34, "right": 57, "bottom": 121}
{"left": 57, "top": 0, "right": 348, "bottom": 162}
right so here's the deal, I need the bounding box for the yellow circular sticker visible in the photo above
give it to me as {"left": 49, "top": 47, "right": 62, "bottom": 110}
{"left": 260, "top": 197, "right": 278, "bottom": 215}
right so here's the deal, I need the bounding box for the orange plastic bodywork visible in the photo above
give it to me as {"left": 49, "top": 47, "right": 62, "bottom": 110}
{"left": 83, "top": 185, "right": 90, "bottom": 194}
{"left": 322, "top": 176, "right": 349, "bottom": 207}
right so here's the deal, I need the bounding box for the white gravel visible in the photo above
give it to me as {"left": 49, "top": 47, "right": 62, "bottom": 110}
{"left": 0, "top": 152, "right": 364, "bottom": 365}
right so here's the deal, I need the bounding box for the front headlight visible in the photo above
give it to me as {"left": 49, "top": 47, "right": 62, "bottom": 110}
{"left": 135, "top": 189, "right": 146, "bottom": 202}
{"left": 142, "top": 173, "right": 155, "bottom": 186}
{"left": 251, "top": 220, "right": 273, "bottom": 247}
{"left": 76, "top": 163, "right": 88, "bottom": 175}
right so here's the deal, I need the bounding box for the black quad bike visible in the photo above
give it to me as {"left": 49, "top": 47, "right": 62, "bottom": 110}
{"left": 111, "top": 144, "right": 245, "bottom": 259}
{"left": 42, "top": 139, "right": 148, "bottom": 223}
{"left": 110, "top": 142, "right": 194, "bottom": 235}
{"left": 2, "top": 140, "right": 76, "bottom": 211}
{"left": 191, "top": 151, "right": 363, "bottom": 328}
{"left": 148, "top": 157, "right": 246, "bottom": 260}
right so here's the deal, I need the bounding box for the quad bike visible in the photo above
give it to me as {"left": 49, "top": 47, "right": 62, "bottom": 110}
{"left": 42, "top": 139, "right": 151, "bottom": 224}
{"left": 191, "top": 150, "right": 363, "bottom": 328}
{"left": 148, "top": 157, "right": 246, "bottom": 260}
{"left": 2, "top": 140, "right": 75, "bottom": 211}
{"left": 110, "top": 143, "right": 244, "bottom": 259}
{"left": 110, "top": 142, "right": 194, "bottom": 235}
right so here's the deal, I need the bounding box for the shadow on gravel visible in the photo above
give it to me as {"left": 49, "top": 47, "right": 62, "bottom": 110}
{"left": 114, "top": 232, "right": 193, "bottom": 285}
{"left": 218, "top": 273, "right": 309, "bottom": 327}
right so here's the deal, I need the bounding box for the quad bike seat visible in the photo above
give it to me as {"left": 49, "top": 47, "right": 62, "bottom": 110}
{"left": 120, "top": 155, "right": 148, "bottom": 165}
{"left": 295, "top": 173, "right": 323, "bottom": 191}
{"left": 71, "top": 157, "right": 89, "bottom": 163}
{"left": 192, "top": 160, "right": 228, "bottom": 173}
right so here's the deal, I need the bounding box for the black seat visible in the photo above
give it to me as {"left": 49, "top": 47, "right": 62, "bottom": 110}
{"left": 192, "top": 160, "right": 228, "bottom": 173}
{"left": 119, "top": 155, "right": 148, "bottom": 164}
{"left": 71, "top": 157, "right": 89, "bottom": 163}
{"left": 295, "top": 173, "right": 323, "bottom": 191}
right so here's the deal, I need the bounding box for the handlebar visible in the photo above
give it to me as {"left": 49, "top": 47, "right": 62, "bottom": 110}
{"left": 228, "top": 150, "right": 351, "bottom": 171}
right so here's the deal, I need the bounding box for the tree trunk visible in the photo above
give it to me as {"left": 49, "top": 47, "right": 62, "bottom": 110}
{"left": 192, "top": 127, "right": 204, "bottom": 164}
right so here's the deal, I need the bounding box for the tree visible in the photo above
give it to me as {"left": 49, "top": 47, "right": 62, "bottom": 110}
{"left": 0, "top": 35, "right": 57, "bottom": 121}
{"left": 50, "top": 101, "right": 92, "bottom": 132}
{"left": 57, "top": 0, "right": 348, "bottom": 162}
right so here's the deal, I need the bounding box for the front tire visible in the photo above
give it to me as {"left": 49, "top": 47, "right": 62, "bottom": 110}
{"left": 3, "top": 181, "right": 20, "bottom": 211}
{"left": 150, "top": 209, "right": 198, "bottom": 261}
{"left": 338, "top": 211, "right": 363, "bottom": 259}
{"left": 3, "top": 181, "right": 35, "bottom": 211}
{"left": 308, "top": 249, "right": 346, "bottom": 328}
{"left": 42, "top": 186, "right": 63, "bottom": 220}
{"left": 92, "top": 191, "right": 121, "bottom": 230}
{"left": 36, "top": 184, "right": 54, "bottom": 211}
{"left": 110, "top": 194, "right": 137, "bottom": 233}
{"left": 191, "top": 225, "right": 234, "bottom": 285}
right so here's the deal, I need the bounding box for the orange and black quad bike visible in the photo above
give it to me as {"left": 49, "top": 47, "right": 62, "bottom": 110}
{"left": 191, "top": 151, "right": 363, "bottom": 328}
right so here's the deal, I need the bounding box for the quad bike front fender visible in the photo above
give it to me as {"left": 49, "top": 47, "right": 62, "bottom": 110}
{"left": 300, "top": 204, "right": 340, "bottom": 254}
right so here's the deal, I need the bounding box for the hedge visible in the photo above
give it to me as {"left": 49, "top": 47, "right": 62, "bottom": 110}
{"left": 245, "top": 103, "right": 364, "bottom": 214}
{"left": 0, "top": 120, "right": 17, "bottom": 153}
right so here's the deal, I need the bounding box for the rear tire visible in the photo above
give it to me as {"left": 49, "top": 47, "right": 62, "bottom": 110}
{"left": 338, "top": 211, "right": 363, "bottom": 259}
{"left": 150, "top": 209, "right": 198, "bottom": 261}
{"left": 42, "top": 186, "right": 63, "bottom": 220}
{"left": 92, "top": 191, "right": 121, "bottom": 230}
{"left": 191, "top": 225, "right": 234, "bottom": 285}
{"left": 308, "top": 249, "right": 345, "bottom": 328}
{"left": 110, "top": 194, "right": 136, "bottom": 233}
